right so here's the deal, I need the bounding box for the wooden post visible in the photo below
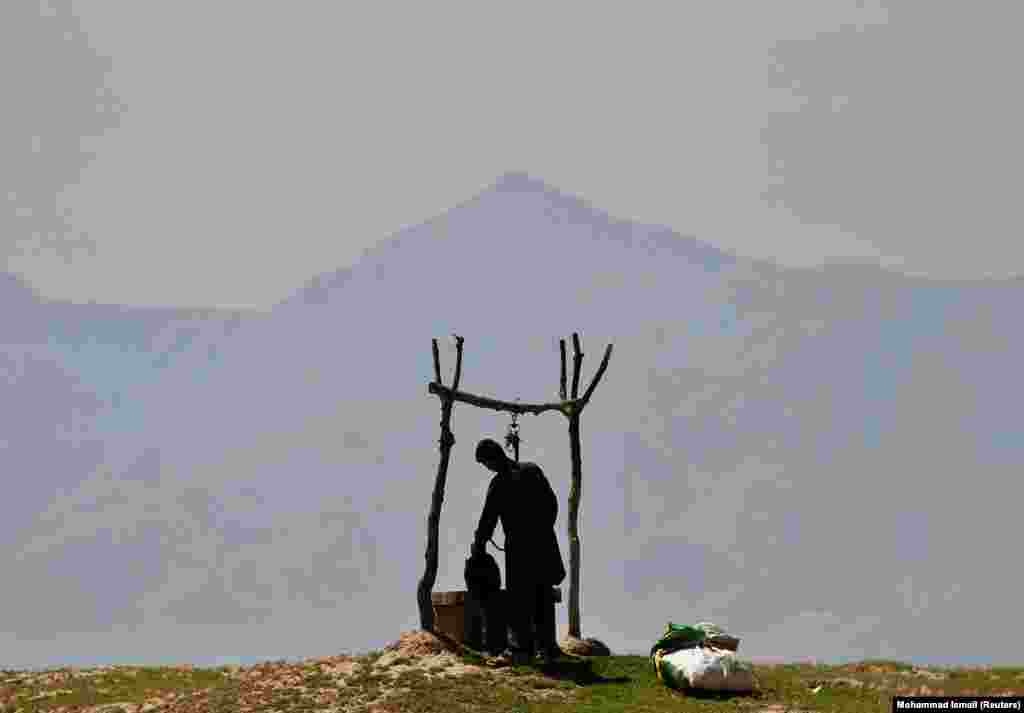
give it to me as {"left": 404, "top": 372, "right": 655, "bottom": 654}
{"left": 566, "top": 411, "right": 584, "bottom": 638}
{"left": 417, "top": 336, "right": 463, "bottom": 631}
{"left": 559, "top": 339, "right": 568, "bottom": 402}
{"left": 566, "top": 334, "right": 584, "bottom": 638}
{"left": 570, "top": 333, "right": 583, "bottom": 400}
{"left": 564, "top": 334, "right": 613, "bottom": 641}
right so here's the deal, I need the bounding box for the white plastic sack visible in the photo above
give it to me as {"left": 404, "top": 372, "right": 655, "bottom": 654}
{"left": 658, "top": 646, "right": 756, "bottom": 693}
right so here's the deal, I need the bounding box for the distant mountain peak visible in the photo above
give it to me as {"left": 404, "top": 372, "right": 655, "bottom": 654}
{"left": 491, "top": 170, "right": 557, "bottom": 194}
{"left": 482, "top": 170, "right": 601, "bottom": 218}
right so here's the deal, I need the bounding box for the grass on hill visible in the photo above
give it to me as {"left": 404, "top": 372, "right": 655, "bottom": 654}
{"left": 1, "top": 652, "right": 1021, "bottom": 712}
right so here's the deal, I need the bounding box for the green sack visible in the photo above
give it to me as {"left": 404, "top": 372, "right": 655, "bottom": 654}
{"left": 694, "top": 621, "right": 740, "bottom": 652}
{"left": 694, "top": 622, "right": 724, "bottom": 638}
{"left": 649, "top": 623, "right": 706, "bottom": 661}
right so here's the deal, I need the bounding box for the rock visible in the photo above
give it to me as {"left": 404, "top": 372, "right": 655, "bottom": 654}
{"left": 383, "top": 630, "right": 463, "bottom": 658}
{"left": 559, "top": 636, "right": 611, "bottom": 657}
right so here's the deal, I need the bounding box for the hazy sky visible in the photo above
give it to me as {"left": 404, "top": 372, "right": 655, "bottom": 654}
{"left": 5, "top": 1, "right": 1022, "bottom": 309}
{"left": 4, "top": 0, "right": 1024, "bottom": 673}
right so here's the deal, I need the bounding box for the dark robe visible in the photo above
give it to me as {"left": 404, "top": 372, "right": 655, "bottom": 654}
{"left": 474, "top": 461, "right": 566, "bottom": 591}
{"left": 474, "top": 460, "right": 566, "bottom": 655}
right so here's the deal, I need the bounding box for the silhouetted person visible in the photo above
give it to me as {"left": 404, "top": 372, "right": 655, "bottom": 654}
{"left": 464, "top": 543, "right": 506, "bottom": 654}
{"left": 472, "top": 438, "right": 566, "bottom": 664}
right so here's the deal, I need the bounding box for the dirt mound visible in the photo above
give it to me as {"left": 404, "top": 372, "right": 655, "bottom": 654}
{"left": 383, "top": 630, "right": 463, "bottom": 658}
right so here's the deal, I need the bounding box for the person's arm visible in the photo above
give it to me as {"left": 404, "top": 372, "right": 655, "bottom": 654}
{"left": 473, "top": 476, "right": 501, "bottom": 553}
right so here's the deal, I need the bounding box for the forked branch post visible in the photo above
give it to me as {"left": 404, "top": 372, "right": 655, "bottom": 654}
{"left": 417, "top": 335, "right": 463, "bottom": 631}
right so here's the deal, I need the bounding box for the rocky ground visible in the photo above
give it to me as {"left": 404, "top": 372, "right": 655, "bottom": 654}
{"left": 0, "top": 631, "right": 579, "bottom": 712}
{"left": 3, "top": 636, "right": 1022, "bottom": 712}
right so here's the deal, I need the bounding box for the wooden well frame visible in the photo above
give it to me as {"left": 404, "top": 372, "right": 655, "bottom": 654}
{"left": 416, "top": 333, "right": 613, "bottom": 640}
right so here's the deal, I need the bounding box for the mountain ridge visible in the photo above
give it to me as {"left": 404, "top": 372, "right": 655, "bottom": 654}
{"left": 285, "top": 171, "right": 1024, "bottom": 312}
{"left": 3, "top": 170, "right": 1024, "bottom": 669}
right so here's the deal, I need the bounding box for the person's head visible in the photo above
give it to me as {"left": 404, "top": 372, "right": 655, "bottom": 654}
{"left": 475, "top": 438, "right": 509, "bottom": 473}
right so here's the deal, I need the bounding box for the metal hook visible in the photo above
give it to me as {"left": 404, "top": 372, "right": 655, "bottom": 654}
{"left": 505, "top": 399, "right": 522, "bottom": 462}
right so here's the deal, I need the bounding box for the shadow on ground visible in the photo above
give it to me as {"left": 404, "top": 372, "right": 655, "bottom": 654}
{"left": 456, "top": 643, "right": 631, "bottom": 687}
{"left": 529, "top": 657, "right": 632, "bottom": 686}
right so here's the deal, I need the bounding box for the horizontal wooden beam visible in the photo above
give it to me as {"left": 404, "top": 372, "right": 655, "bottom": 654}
{"left": 429, "top": 382, "right": 576, "bottom": 417}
